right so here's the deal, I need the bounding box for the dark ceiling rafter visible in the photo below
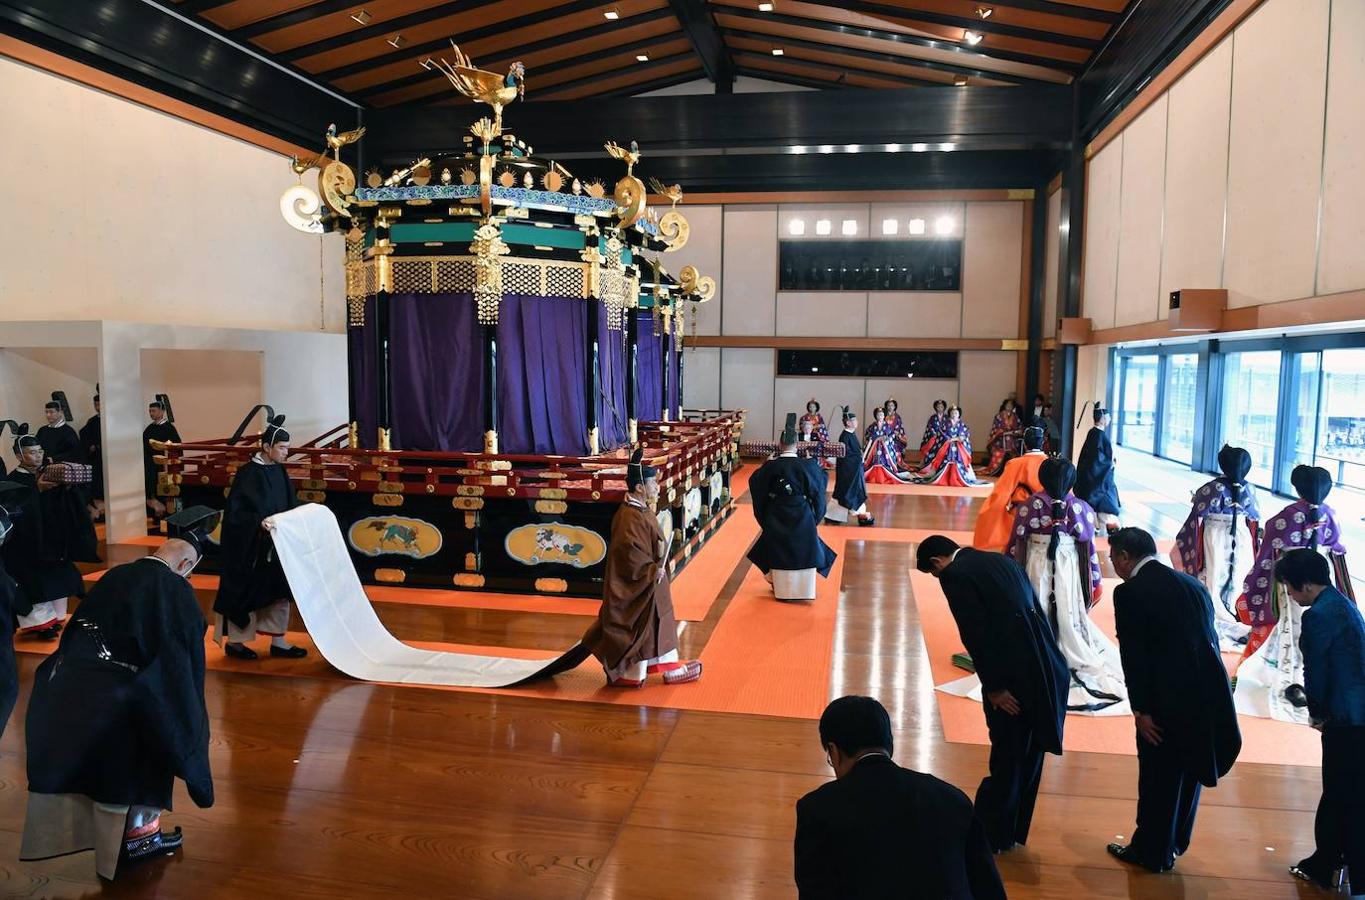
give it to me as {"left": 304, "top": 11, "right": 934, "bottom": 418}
{"left": 718, "top": 5, "right": 1081, "bottom": 76}
{"left": 836, "top": 0, "right": 1099, "bottom": 51}
{"left": 232, "top": 0, "right": 486, "bottom": 42}
{"left": 530, "top": 49, "right": 699, "bottom": 99}
{"left": 666, "top": 0, "right": 735, "bottom": 91}
{"left": 721, "top": 26, "right": 1031, "bottom": 85}
{"left": 354, "top": 9, "right": 677, "bottom": 101}
{"left": 733, "top": 65, "right": 853, "bottom": 90}
{"left": 730, "top": 48, "right": 943, "bottom": 87}
{"left": 607, "top": 68, "right": 708, "bottom": 97}
{"left": 316, "top": 4, "right": 675, "bottom": 82}
{"left": 173, "top": 0, "right": 235, "bottom": 14}
{"left": 978, "top": 0, "right": 1120, "bottom": 25}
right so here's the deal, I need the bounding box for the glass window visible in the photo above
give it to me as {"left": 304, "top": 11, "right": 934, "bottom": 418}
{"left": 1120, "top": 355, "right": 1159, "bottom": 453}
{"left": 1161, "top": 353, "right": 1198, "bottom": 464}
{"left": 1313, "top": 348, "right": 1365, "bottom": 491}
{"left": 1220, "top": 350, "right": 1281, "bottom": 488}
{"left": 1287, "top": 352, "right": 1322, "bottom": 477}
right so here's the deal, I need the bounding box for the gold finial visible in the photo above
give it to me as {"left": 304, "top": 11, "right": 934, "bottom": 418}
{"left": 325, "top": 122, "right": 366, "bottom": 161}
{"left": 430, "top": 41, "right": 526, "bottom": 137}
{"left": 604, "top": 140, "right": 641, "bottom": 175}
{"left": 648, "top": 176, "right": 683, "bottom": 208}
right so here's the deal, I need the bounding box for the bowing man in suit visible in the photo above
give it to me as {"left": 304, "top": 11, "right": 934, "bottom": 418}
{"left": 795, "top": 695, "right": 1006, "bottom": 900}
{"left": 917, "top": 535, "right": 1069, "bottom": 854}
{"left": 1106, "top": 528, "right": 1241, "bottom": 873}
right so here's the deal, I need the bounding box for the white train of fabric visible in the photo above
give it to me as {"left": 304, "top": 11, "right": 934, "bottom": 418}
{"left": 265, "top": 503, "right": 588, "bottom": 686}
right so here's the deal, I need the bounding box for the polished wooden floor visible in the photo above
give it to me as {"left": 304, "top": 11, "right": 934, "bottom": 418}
{"left": 0, "top": 466, "right": 1327, "bottom": 898}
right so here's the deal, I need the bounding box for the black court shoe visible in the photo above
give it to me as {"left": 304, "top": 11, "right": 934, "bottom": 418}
{"left": 1107, "top": 843, "right": 1172, "bottom": 873}
{"left": 1285, "top": 684, "right": 1309, "bottom": 708}
{"left": 121, "top": 827, "right": 183, "bottom": 868}
{"left": 223, "top": 643, "right": 258, "bottom": 660}
{"left": 269, "top": 644, "right": 308, "bottom": 659}
{"left": 1289, "top": 862, "right": 1337, "bottom": 890}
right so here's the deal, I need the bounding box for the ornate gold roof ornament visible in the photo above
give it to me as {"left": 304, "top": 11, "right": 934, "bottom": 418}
{"left": 430, "top": 42, "right": 526, "bottom": 138}
{"left": 605, "top": 140, "right": 647, "bottom": 228}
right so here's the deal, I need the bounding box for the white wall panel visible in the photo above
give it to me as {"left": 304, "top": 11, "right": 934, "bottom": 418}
{"left": 1083, "top": 140, "right": 1123, "bottom": 329}
{"left": 681, "top": 346, "right": 721, "bottom": 410}
{"left": 1114, "top": 95, "right": 1168, "bottom": 326}
{"left": 1224, "top": 0, "right": 1330, "bottom": 305}
{"left": 140, "top": 349, "right": 263, "bottom": 443}
{"left": 957, "top": 351, "right": 1019, "bottom": 441}
{"left": 719, "top": 207, "right": 778, "bottom": 335}
{"left": 1043, "top": 190, "right": 1061, "bottom": 338}
{"left": 1317, "top": 0, "right": 1365, "bottom": 294}
{"left": 776, "top": 292, "right": 867, "bottom": 336}
{"left": 720, "top": 348, "right": 775, "bottom": 441}
{"left": 665, "top": 205, "right": 724, "bottom": 335}
{"left": 1160, "top": 38, "right": 1233, "bottom": 309}
{"left": 961, "top": 202, "right": 1024, "bottom": 338}
{"left": 867, "top": 292, "right": 962, "bottom": 338}
{"left": 773, "top": 379, "right": 864, "bottom": 436}
{"left": 864, "top": 378, "right": 958, "bottom": 437}
{"left": 0, "top": 348, "right": 99, "bottom": 430}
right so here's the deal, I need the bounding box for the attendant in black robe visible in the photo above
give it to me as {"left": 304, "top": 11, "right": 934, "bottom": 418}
{"left": 212, "top": 416, "right": 306, "bottom": 660}
{"left": 917, "top": 534, "right": 1068, "bottom": 853}
{"left": 143, "top": 400, "right": 182, "bottom": 514}
{"left": 824, "top": 407, "right": 873, "bottom": 526}
{"left": 796, "top": 696, "right": 1005, "bottom": 900}
{"left": 1075, "top": 402, "right": 1120, "bottom": 532}
{"left": 79, "top": 394, "right": 104, "bottom": 511}
{"left": 36, "top": 401, "right": 84, "bottom": 465}
{"left": 20, "top": 508, "right": 216, "bottom": 880}
{"left": 1106, "top": 527, "right": 1241, "bottom": 873}
{"left": 3, "top": 432, "right": 96, "bottom": 639}
{"left": 748, "top": 414, "right": 836, "bottom": 602}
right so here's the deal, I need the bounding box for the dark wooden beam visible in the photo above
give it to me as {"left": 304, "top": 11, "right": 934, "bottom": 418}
{"left": 839, "top": 0, "right": 1099, "bottom": 51}
{"left": 731, "top": 49, "right": 941, "bottom": 88}
{"left": 174, "top": 0, "right": 233, "bottom": 14}
{"left": 607, "top": 70, "right": 709, "bottom": 98}
{"left": 536, "top": 50, "right": 698, "bottom": 99}
{"left": 734, "top": 66, "right": 839, "bottom": 91}
{"left": 964, "top": 0, "right": 1120, "bottom": 24}
{"left": 667, "top": 0, "right": 735, "bottom": 92}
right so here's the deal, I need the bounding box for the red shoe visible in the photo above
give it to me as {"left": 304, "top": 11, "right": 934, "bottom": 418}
{"left": 606, "top": 675, "right": 646, "bottom": 688}
{"left": 647, "top": 660, "right": 686, "bottom": 675}
{"left": 662, "top": 660, "right": 703, "bottom": 685}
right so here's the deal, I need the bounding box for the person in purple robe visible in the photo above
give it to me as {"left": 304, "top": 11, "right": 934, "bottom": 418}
{"left": 912, "top": 407, "right": 984, "bottom": 488}
{"left": 1172, "top": 445, "right": 1259, "bottom": 652}
{"left": 864, "top": 408, "right": 910, "bottom": 485}
{"left": 1234, "top": 465, "right": 1355, "bottom": 724}
{"left": 918, "top": 400, "right": 950, "bottom": 466}
{"left": 883, "top": 399, "right": 908, "bottom": 467}
{"left": 1006, "top": 458, "right": 1125, "bottom": 714}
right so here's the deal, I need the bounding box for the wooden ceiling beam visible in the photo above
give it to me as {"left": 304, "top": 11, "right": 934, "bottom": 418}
{"left": 838, "top": 0, "right": 1098, "bottom": 50}
{"left": 730, "top": 48, "right": 942, "bottom": 87}
{"left": 666, "top": 0, "right": 735, "bottom": 91}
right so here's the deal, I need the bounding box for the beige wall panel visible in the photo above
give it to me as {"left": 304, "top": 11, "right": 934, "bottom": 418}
{"left": 1071, "top": 345, "right": 1111, "bottom": 461}
{"left": 1160, "top": 38, "right": 1234, "bottom": 309}
{"left": 866, "top": 292, "right": 963, "bottom": 338}
{"left": 776, "top": 293, "right": 868, "bottom": 336}
{"left": 1044, "top": 190, "right": 1062, "bottom": 338}
{"left": 868, "top": 202, "right": 965, "bottom": 239}
{"left": 778, "top": 203, "right": 871, "bottom": 240}
{"left": 1317, "top": 0, "right": 1365, "bottom": 295}
{"left": 865, "top": 378, "right": 958, "bottom": 439}
{"left": 1224, "top": 0, "right": 1330, "bottom": 306}
{"left": 665, "top": 205, "right": 724, "bottom": 335}
{"left": 1083, "top": 139, "right": 1123, "bottom": 328}
{"left": 720, "top": 348, "right": 775, "bottom": 441}
{"left": 139, "top": 349, "right": 263, "bottom": 443}
{"left": 720, "top": 207, "right": 778, "bottom": 335}
{"left": 0, "top": 56, "right": 345, "bottom": 333}
{"left": 773, "top": 378, "right": 864, "bottom": 437}
{"left": 962, "top": 202, "right": 1024, "bottom": 338}
{"left": 0, "top": 348, "right": 99, "bottom": 430}
{"left": 1114, "top": 95, "right": 1169, "bottom": 327}
{"left": 681, "top": 347, "right": 722, "bottom": 411}
{"left": 957, "top": 351, "right": 1019, "bottom": 441}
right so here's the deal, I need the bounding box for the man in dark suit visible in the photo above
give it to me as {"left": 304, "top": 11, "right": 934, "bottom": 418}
{"left": 795, "top": 695, "right": 1006, "bottom": 899}
{"left": 1106, "top": 527, "right": 1241, "bottom": 873}
{"left": 917, "top": 535, "right": 1068, "bottom": 854}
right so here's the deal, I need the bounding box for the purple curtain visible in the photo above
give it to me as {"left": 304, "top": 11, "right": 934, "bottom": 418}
{"left": 498, "top": 295, "right": 590, "bottom": 456}
{"left": 389, "top": 293, "right": 485, "bottom": 452}
{"left": 597, "top": 302, "right": 628, "bottom": 450}
{"left": 633, "top": 309, "right": 663, "bottom": 422}
{"left": 348, "top": 296, "right": 379, "bottom": 449}
{"left": 666, "top": 336, "right": 680, "bottom": 419}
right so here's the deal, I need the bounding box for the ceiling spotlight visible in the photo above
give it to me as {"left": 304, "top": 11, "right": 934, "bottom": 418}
{"left": 935, "top": 215, "right": 955, "bottom": 235}
{"left": 815, "top": 219, "right": 831, "bottom": 236}
{"left": 636, "top": 53, "right": 650, "bottom": 61}
{"left": 817, "top": 144, "right": 835, "bottom": 154}
{"left": 349, "top": 9, "right": 372, "bottom": 26}
{"left": 882, "top": 218, "right": 898, "bottom": 236}
{"left": 975, "top": 6, "right": 993, "bottom": 18}
{"left": 910, "top": 142, "right": 927, "bottom": 152}
{"left": 419, "top": 58, "right": 434, "bottom": 70}
{"left": 907, "top": 218, "right": 926, "bottom": 235}
{"left": 788, "top": 218, "right": 806, "bottom": 236}
{"left": 758, "top": 1, "right": 774, "bottom": 9}
{"left": 841, "top": 219, "right": 857, "bottom": 236}
{"left": 603, "top": 6, "right": 620, "bottom": 19}
{"left": 771, "top": 47, "right": 784, "bottom": 56}
{"left": 953, "top": 75, "right": 969, "bottom": 86}
{"left": 963, "top": 30, "right": 984, "bottom": 45}
{"left": 387, "top": 33, "right": 406, "bottom": 48}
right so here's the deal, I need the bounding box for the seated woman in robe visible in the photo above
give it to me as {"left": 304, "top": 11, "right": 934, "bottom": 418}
{"left": 911, "top": 406, "right": 984, "bottom": 487}
{"left": 1172, "top": 445, "right": 1258, "bottom": 653}
{"left": 882, "top": 399, "right": 908, "bottom": 468}
{"left": 917, "top": 399, "right": 950, "bottom": 466}
{"left": 972, "top": 426, "right": 1048, "bottom": 551}
{"left": 798, "top": 399, "right": 829, "bottom": 444}
{"left": 863, "top": 407, "right": 912, "bottom": 485}
{"left": 1006, "top": 458, "right": 1127, "bottom": 714}
{"left": 982, "top": 399, "right": 1023, "bottom": 477}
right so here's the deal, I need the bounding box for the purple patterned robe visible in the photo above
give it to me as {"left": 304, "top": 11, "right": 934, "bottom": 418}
{"left": 885, "top": 413, "right": 908, "bottom": 460}
{"left": 1174, "top": 478, "right": 1261, "bottom": 580}
{"left": 863, "top": 421, "right": 904, "bottom": 474}
{"left": 1240, "top": 499, "right": 1348, "bottom": 627}
{"left": 918, "top": 413, "right": 948, "bottom": 459}
{"left": 1005, "top": 490, "right": 1103, "bottom": 606}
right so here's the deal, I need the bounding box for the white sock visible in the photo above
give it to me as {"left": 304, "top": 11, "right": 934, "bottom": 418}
{"left": 270, "top": 636, "right": 293, "bottom": 649}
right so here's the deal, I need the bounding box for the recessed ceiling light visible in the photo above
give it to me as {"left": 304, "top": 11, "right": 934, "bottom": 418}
{"left": 882, "top": 218, "right": 898, "bottom": 235}
{"left": 841, "top": 219, "right": 857, "bottom": 236}
{"left": 603, "top": 6, "right": 620, "bottom": 19}
{"left": 963, "top": 30, "right": 984, "bottom": 46}
{"left": 636, "top": 53, "right": 650, "bottom": 62}
{"left": 935, "top": 215, "right": 955, "bottom": 235}
{"left": 815, "top": 219, "right": 831, "bottom": 235}
{"left": 953, "top": 75, "right": 968, "bottom": 86}
{"left": 758, "top": 1, "right": 774, "bottom": 10}
{"left": 907, "top": 218, "right": 926, "bottom": 235}
{"left": 788, "top": 218, "right": 806, "bottom": 236}
{"left": 387, "top": 33, "right": 406, "bottom": 48}
{"left": 910, "top": 142, "right": 928, "bottom": 152}
{"left": 975, "top": 6, "right": 994, "bottom": 19}
{"left": 771, "top": 47, "right": 784, "bottom": 56}
{"left": 349, "top": 9, "right": 372, "bottom": 26}
{"left": 817, "top": 144, "right": 835, "bottom": 154}
{"left": 885, "top": 143, "right": 902, "bottom": 152}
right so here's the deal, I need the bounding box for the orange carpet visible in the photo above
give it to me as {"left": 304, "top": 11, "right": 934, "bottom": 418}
{"left": 910, "top": 568, "right": 1322, "bottom": 766}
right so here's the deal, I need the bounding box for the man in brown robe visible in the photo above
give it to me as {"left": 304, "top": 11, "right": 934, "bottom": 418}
{"left": 580, "top": 449, "right": 702, "bottom": 687}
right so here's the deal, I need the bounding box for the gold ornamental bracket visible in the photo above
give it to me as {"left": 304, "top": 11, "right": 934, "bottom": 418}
{"left": 678, "top": 265, "right": 716, "bottom": 302}
{"left": 605, "top": 140, "right": 647, "bottom": 228}
{"left": 427, "top": 42, "right": 526, "bottom": 137}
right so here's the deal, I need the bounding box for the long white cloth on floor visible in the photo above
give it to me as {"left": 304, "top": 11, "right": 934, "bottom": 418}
{"left": 265, "top": 504, "right": 588, "bottom": 687}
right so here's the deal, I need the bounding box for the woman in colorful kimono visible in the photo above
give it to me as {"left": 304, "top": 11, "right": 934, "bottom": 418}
{"left": 1172, "top": 445, "right": 1259, "bottom": 652}
{"left": 882, "top": 399, "right": 908, "bottom": 469}
{"left": 1234, "top": 465, "right": 1354, "bottom": 723}
{"left": 1006, "top": 458, "right": 1127, "bottom": 714}
{"left": 798, "top": 399, "right": 828, "bottom": 444}
{"left": 863, "top": 407, "right": 910, "bottom": 484}
{"left": 983, "top": 399, "right": 1023, "bottom": 477}
{"left": 911, "top": 406, "right": 984, "bottom": 487}
{"left": 918, "top": 399, "right": 950, "bottom": 466}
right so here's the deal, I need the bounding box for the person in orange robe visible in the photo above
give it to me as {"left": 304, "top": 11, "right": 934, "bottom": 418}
{"left": 972, "top": 427, "right": 1048, "bottom": 551}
